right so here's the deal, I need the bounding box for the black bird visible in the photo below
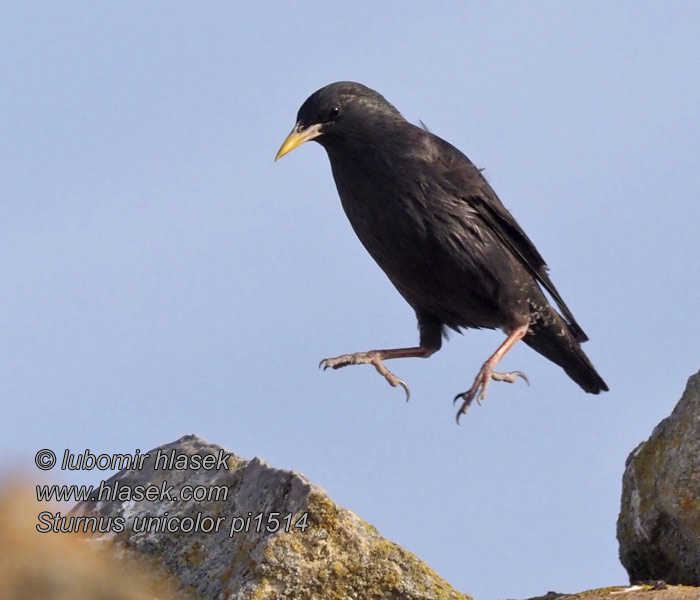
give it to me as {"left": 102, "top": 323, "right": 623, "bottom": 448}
{"left": 276, "top": 82, "right": 607, "bottom": 421}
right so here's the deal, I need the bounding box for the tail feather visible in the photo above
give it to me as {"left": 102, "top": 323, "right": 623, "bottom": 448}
{"left": 523, "top": 308, "right": 608, "bottom": 394}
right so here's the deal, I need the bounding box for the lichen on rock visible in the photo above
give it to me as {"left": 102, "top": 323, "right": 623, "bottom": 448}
{"left": 617, "top": 369, "right": 700, "bottom": 585}
{"left": 73, "top": 434, "right": 470, "bottom": 600}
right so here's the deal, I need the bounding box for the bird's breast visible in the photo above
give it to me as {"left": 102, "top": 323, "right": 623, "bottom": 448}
{"left": 324, "top": 147, "right": 525, "bottom": 329}
{"left": 328, "top": 153, "right": 430, "bottom": 260}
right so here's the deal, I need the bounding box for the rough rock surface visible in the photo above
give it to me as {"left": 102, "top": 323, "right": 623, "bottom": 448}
{"left": 73, "top": 434, "right": 470, "bottom": 600}
{"left": 617, "top": 369, "right": 700, "bottom": 584}
{"left": 513, "top": 585, "right": 700, "bottom": 600}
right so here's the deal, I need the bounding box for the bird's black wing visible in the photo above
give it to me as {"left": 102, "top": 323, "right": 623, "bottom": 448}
{"left": 428, "top": 131, "right": 589, "bottom": 343}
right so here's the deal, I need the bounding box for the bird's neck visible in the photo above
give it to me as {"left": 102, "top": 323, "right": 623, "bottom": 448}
{"left": 321, "top": 123, "right": 409, "bottom": 172}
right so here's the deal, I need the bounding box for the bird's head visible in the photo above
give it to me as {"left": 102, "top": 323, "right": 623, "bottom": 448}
{"left": 275, "top": 81, "right": 403, "bottom": 161}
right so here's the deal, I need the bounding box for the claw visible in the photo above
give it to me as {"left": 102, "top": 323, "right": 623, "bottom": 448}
{"left": 319, "top": 355, "right": 354, "bottom": 371}
{"left": 453, "top": 367, "right": 529, "bottom": 422}
{"left": 455, "top": 403, "right": 469, "bottom": 425}
{"left": 397, "top": 379, "right": 410, "bottom": 402}
{"left": 318, "top": 351, "right": 411, "bottom": 401}
{"left": 454, "top": 389, "right": 476, "bottom": 424}
{"left": 491, "top": 370, "right": 529, "bottom": 385}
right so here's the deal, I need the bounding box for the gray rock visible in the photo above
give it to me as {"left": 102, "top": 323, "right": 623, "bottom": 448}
{"left": 617, "top": 369, "right": 700, "bottom": 584}
{"left": 509, "top": 585, "right": 700, "bottom": 600}
{"left": 73, "top": 434, "right": 470, "bottom": 600}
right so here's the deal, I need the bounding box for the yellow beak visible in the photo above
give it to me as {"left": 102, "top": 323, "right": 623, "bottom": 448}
{"left": 275, "top": 123, "right": 324, "bottom": 161}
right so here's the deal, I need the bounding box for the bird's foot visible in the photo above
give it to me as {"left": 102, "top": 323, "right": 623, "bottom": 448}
{"left": 320, "top": 351, "right": 411, "bottom": 401}
{"left": 453, "top": 365, "right": 528, "bottom": 423}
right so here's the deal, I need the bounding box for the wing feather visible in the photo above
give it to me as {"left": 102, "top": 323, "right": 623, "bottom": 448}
{"left": 426, "top": 130, "right": 589, "bottom": 342}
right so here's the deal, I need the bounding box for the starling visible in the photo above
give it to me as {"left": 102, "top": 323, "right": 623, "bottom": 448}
{"left": 276, "top": 82, "right": 608, "bottom": 422}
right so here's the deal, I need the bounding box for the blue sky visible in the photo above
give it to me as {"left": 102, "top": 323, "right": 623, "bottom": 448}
{"left": 2, "top": 2, "right": 700, "bottom": 599}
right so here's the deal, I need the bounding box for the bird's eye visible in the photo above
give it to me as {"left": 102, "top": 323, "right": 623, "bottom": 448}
{"left": 328, "top": 105, "right": 341, "bottom": 121}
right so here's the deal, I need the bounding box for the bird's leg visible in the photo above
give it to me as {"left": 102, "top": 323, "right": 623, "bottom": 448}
{"left": 320, "top": 346, "right": 436, "bottom": 401}
{"left": 454, "top": 323, "right": 530, "bottom": 423}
